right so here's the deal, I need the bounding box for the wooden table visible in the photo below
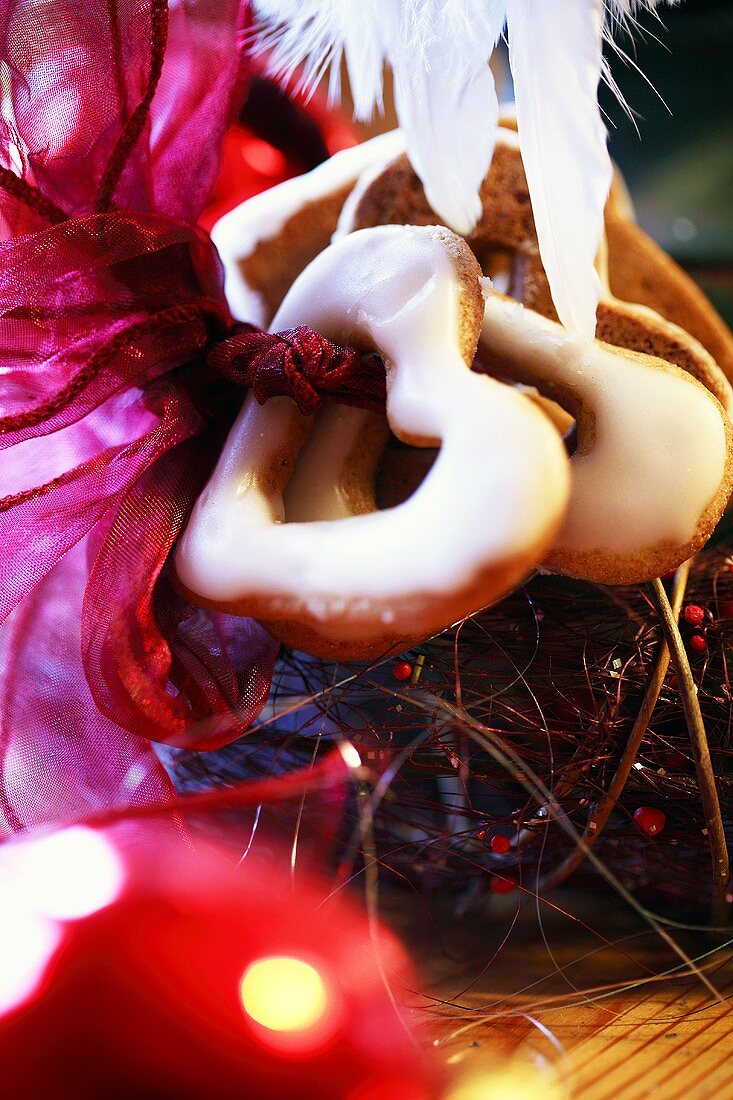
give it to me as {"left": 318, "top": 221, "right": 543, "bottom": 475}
{"left": 397, "top": 888, "right": 733, "bottom": 1099}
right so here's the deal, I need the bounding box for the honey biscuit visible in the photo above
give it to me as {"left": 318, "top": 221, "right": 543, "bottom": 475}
{"left": 177, "top": 226, "right": 571, "bottom": 659}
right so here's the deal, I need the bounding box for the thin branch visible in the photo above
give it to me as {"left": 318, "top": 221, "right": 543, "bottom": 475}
{"left": 538, "top": 563, "right": 691, "bottom": 893}
{"left": 651, "top": 576, "right": 730, "bottom": 924}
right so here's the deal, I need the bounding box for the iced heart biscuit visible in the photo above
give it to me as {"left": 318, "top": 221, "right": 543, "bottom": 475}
{"left": 176, "top": 226, "right": 570, "bottom": 660}
{"left": 204, "top": 132, "right": 733, "bottom": 602}
{"left": 334, "top": 131, "right": 733, "bottom": 581}
{"left": 478, "top": 288, "right": 733, "bottom": 584}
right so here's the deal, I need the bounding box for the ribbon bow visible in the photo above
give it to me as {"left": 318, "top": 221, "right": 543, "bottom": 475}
{"left": 208, "top": 323, "right": 386, "bottom": 415}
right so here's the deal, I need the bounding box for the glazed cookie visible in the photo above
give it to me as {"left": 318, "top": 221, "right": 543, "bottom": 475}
{"left": 213, "top": 124, "right": 733, "bottom": 388}
{"left": 344, "top": 128, "right": 733, "bottom": 408}
{"left": 341, "top": 126, "right": 551, "bottom": 311}
{"left": 343, "top": 140, "right": 733, "bottom": 581}
{"left": 479, "top": 288, "right": 733, "bottom": 584}
{"left": 176, "top": 225, "right": 571, "bottom": 660}
{"left": 211, "top": 130, "right": 405, "bottom": 325}
{"left": 604, "top": 204, "right": 733, "bottom": 385}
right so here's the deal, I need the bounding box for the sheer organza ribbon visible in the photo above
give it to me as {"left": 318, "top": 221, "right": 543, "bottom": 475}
{"left": 0, "top": 0, "right": 289, "bottom": 830}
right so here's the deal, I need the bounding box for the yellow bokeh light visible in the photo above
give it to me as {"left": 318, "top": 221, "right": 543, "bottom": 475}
{"left": 240, "top": 955, "right": 329, "bottom": 1033}
{"left": 445, "top": 1066, "right": 567, "bottom": 1100}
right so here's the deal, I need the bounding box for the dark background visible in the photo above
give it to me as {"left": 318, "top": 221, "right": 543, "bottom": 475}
{"left": 600, "top": 0, "right": 732, "bottom": 319}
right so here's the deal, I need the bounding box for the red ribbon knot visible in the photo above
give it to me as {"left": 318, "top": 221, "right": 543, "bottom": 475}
{"left": 207, "top": 322, "right": 387, "bottom": 416}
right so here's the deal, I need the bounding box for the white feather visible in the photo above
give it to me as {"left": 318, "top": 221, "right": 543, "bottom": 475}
{"left": 251, "top": 0, "right": 677, "bottom": 335}
{"left": 253, "top": 0, "right": 506, "bottom": 236}
{"left": 390, "top": 10, "right": 503, "bottom": 235}
{"left": 250, "top": 2, "right": 375, "bottom": 113}
{"left": 252, "top": 1, "right": 387, "bottom": 115}
{"left": 507, "top": 0, "right": 610, "bottom": 339}
{"left": 606, "top": 0, "right": 677, "bottom": 18}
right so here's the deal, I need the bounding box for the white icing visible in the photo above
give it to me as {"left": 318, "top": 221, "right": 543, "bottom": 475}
{"left": 480, "top": 293, "right": 728, "bottom": 555}
{"left": 177, "top": 226, "right": 570, "bottom": 642}
{"left": 599, "top": 294, "right": 733, "bottom": 417}
{"left": 283, "top": 405, "right": 386, "bottom": 522}
{"left": 211, "top": 130, "right": 406, "bottom": 324}
{"left": 211, "top": 125, "right": 521, "bottom": 324}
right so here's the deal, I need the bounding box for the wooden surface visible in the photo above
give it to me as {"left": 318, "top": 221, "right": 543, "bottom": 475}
{"left": 397, "top": 890, "right": 733, "bottom": 1099}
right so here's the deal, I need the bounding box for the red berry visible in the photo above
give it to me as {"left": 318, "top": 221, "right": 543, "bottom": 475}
{"left": 683, "top": 604, "right": 705, "bottom": 626}
{"left": 476, "top": 830, "right": 486, "bottom": 842}
{"left": 490, "top": 875, "right": 516, "bottom": 895}
{"left": 689, "top": 634, "right": 707, "bottom": 655}
{"left": 633, "top": 806, "right": 666, "bottom": 837}
{"left": 392, "top": 661, "right": 412, "bottom": 682}
{"left": 657, "top": 749, "right": 688, "bottom": 771}
{"left": 490, "top": 834, "right": 511, "bottom": 855}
